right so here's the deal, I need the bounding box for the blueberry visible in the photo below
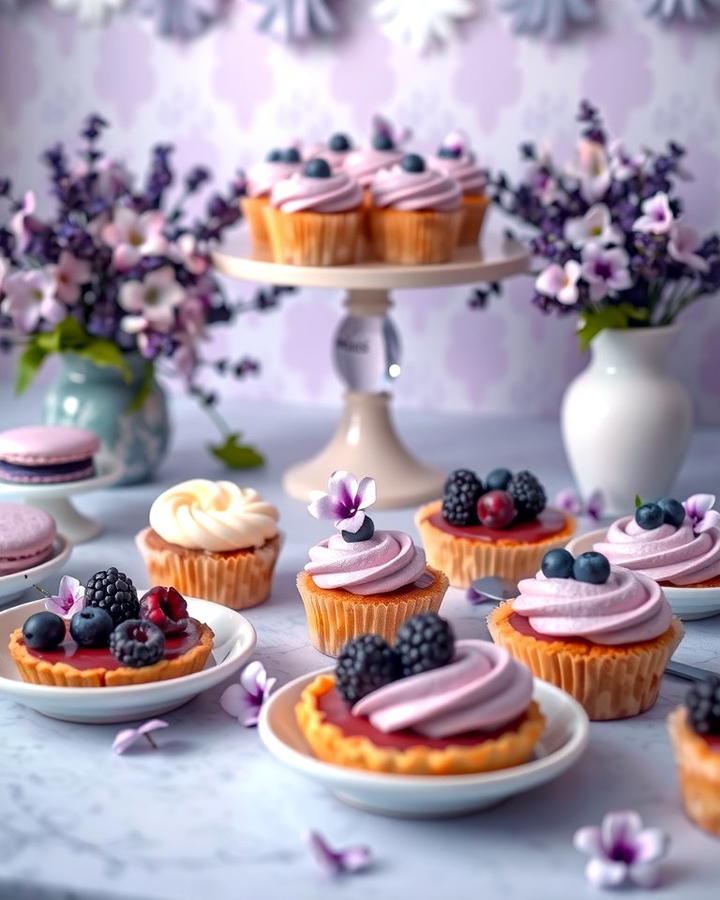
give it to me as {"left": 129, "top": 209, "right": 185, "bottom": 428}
{"left": 401, "top": 153, "right": 425, "bottom": 173}
{"left": 22, "top": 612, "right": 65, "bottom": 650}
{"left": 437, "top": 146, "right": 461, "bottom": 159}
{"left": 265, "top": 148, "right": 283, "bottom": 163}
{"left": 304, "top": 158, "right": 332, "bottom": 179}
{"left": 573, "top": 552, "right": 611, "bottom": 585}
{"left": 70, "top": 607, "right": 114, "bottom": 648}
{"left": 541, "top": 548, "right": 575, "bottom": 579}
{"left": 658, "top": 497, "right": 685, "bottom": 528}
{"left": 281, "top": 147, "right": 301, "bottom": 163}
{"left": 372, "top": 134, "right": 394, "bottom": 151}
{"left": 635, "top": 502, "right": 664, "bottom": 531}
{"left": 328, "top": 132, "right": 351, "bottom": 152}
{"left": 486, "top": 467, "right": 513, "bottom": 492}
{"left": 342, "top": 516, "right": 375, "bottom": 543}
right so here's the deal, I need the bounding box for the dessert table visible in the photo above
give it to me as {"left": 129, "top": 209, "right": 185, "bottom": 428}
{"left": 0, "top": 388, "right": 718, "bottom": 900}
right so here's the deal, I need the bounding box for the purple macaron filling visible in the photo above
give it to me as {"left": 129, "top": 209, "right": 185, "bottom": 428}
{"left": 0, "top": 457, "right": 95, "bottom": 481}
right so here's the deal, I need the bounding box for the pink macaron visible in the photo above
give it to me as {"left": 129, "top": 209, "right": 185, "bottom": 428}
{"left": 0, "top": 502, "right": 57, "bottom": 575}
{"left": 0, "top": 425, "right": 99, "bottom": 484}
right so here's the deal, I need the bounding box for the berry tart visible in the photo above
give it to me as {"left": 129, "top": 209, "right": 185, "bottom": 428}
{"left": 296, "top": 612, "right": 545, "bottom": 775}
{"left": 0, "top": 424, "right": 99, "bottom": 484}
{"left": 9, "top": 571, "right": 213, "bottom": 687}
{"left": 668, "top": 676, "right": 720, "bottom": 836}
{"left": 415, "top": 467, "right": 575, "bottom": 588}
{"left": 593, "top": 494, "right": 720, "bottom": 588}
{"left": 297, "top": 471, "right": 448, "bottom": 657}
{"left": 241, "top": 147, "right": 302, "bottom": 249}
{"left": 488, "top": 549, "right": 684, "bottom": 720}
{"left": 429, "top": 130, "right": 490, "bottom": 246}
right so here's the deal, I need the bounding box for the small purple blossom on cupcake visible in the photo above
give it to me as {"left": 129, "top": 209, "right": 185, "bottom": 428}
{"left": 220, "top": 660, "right": 276, "bottom": 727}
{"left": 683, "top": 494, "right": 720, "bottom": 534}
{"left": 306, "top": 830, "right": 372, "bottom": 877}
{"left": 574, "top": 810, "right": 669, "bottom": 889}
{"left": 44, "top": 575, "right": 85, "bottom": 619}
{"left": 308, "top": 470, "right": 377, "bottom": 534}
{"left": 372, "top": 114, "right": 411, "bottom": 149}
{"left": 439, "top": 129, "right": 469, "bottom": 157}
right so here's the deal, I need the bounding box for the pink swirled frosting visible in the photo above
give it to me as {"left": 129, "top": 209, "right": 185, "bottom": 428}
{"left": 429, "top": 154, "right": 486, "bottom": 195}
{"left": 514, "top": 567, "right": 672, "bottom": 645}
{"left": 353, "top": 641, "right": 533, "bottom": 738}
{"left": 305, "top": 529, "right": 427, "bottom": 595}
{"left": 342, "top": 147, "right": 404, "bottom": 187}
{"left": 270, "top": 171, "right": 362, "bottom": 213}
{"left": 593, "top": 516, "right": 720, "bottom": 586}
{"left": 246, "top": 160, "right": 302, "bottom": 197}
{"left": 370, "top": 165, "right": 462, "bottom": 212}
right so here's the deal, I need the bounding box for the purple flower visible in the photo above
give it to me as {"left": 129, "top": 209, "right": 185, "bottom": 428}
{"left": 119, "top": 266, "right": 185, "bottom": 334}
{"left": 574, "top": 810, "right": 669, "bottom": 889}
{"left": 307, "top": 470, "right": 377, "bottom": 534}
{"left": 101, "top": 207, "right": 167, "bottom": 270}
{"left": 439, "top": 129, "right": 470, "bottom": 157}
{"left": 535, "top": 260, "right": 582, "bottom": 306}
{"left": 44, "top": 575, "right": 85, "bottom": 618}
{"left": 220, "top": 661, "right": 276, "bottom": 727}
{"left": 633, "top": 192, "right": 674, "bottom": 235}
{"left": 372, "top": 113, "right": 412, "bottom": 149}
{"left": 1, "top": 269, "right": 65, "bottom": 331}
{"left": 555, "top": 488, "right": 604, "bottom": 521}
{"left": 581, "top": 243, "right": 632, "bottom": 301}
{"left": 683, "top": 494, "right": 720, "bottom": 534}
{"left": 51, "top": 252, "right": 91, "bottom": 305}
{"left": 112, "top": 719, "right": 169, "bottom": 754}
{"left": 306, "top": 830, "right": 372, "bottom": 877}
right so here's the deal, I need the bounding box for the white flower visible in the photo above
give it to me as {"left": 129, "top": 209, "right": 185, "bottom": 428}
{"left": 102, "top": 207, "right": 167, "bottom": 270}
{"left": 535, "top": 260, "right": 582, "bottom": 305}
{"left": 581, "top": 243, "right": 632, "bottom": 301}
{"left": 668, "top": 222, "right": 710, "bottom": 273}
{"left": 564, "top": 203, "right": 623, "bottom": 248}
{"left": 50, "top": 0, "right": 126, "bottom": 25}
{"left": 570, "top": 139, "right": 611, "bottom": 203}
{"left": 119, "top": 266, "right": 185, "bottom": 333}
{"left": 373, "top": 0, "right": 478, "bottom": 54}
{"left": 633, "top": 192, "right": 674, "bottom": 235}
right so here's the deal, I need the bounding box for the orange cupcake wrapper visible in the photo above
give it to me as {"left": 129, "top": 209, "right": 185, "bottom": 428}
{"left": 369, "top": 208, "right": 462, "bottom": 264}
{"left": 136, "top": 528, "right": 280, "bottom": 611}
{"left": 415, "top": 501, "right": 575, "bottom": 588}
{"left": 295, "top": 673, "right": 545, "bottom": 775}
{"left": 459, "top": 194, "right": 490, "bottom": 245}
{"left": 488, "top": 601, "right": 684, "bottom": 720}
{"left": 240, "top": 195, "right": 271, "bottom": 248}
{"left": 264, "top": 206, "right": 362, "bottom": 265}
{"left": 668, "top": 706, "right": 720, "bottom": 836}
{"left": 296, "top": 567, "right": 449, "bottom": 658}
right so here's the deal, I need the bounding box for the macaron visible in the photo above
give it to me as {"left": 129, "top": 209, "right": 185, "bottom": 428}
{"left": 0, "top": 425, "right": 99, "bottom": 484}
{"left": 0, "top": 502, "right": 57, "bottom": 575}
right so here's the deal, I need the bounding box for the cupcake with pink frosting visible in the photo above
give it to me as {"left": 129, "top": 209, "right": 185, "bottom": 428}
{"left": 241, "top": 147, "right": 302, "bottom": 248}
{"left": 369, "top": 153, "right": 463, "bottom": 264}
{"left": 342, "top": 114, "right": 408, "bottom": 189}
{"left": 265, "top": 158, "right": 363, "bottom": 265}
{"left": 296, "top": 613, "right": 545, "bottom": 774}
{"left": 489, "top": 548, "right": 683, "bottom": 720}
{"left": 429, "top": 130, "right": 490, "bottom": 246}
{"left": 296, "top": 471, "right": 449, "bottom": 656}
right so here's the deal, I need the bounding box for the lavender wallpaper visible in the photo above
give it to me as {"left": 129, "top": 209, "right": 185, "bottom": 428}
{"left": 1, "top": 1, "right": 719, "bottom": 422}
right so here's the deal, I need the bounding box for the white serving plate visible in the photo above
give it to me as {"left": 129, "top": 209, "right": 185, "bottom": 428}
{"left": 0, "top": 535, "right": 73, "bottom": 606}
{"left": 567, "top": 529, "right": 720, "bottom": 620}
{"left": 0, "top": 595, "right": 256, "bottom": 723}
{"left": 259, "top": 669, "right": 589, "bottom": 818}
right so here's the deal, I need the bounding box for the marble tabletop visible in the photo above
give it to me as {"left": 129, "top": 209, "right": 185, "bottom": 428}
{"left": 1, "top": 391, "right": 719, "bottom": 900}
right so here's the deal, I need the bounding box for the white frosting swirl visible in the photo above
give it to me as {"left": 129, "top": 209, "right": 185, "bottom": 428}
{"left": 149, "top": 479, "right": 279, "bottom": 551}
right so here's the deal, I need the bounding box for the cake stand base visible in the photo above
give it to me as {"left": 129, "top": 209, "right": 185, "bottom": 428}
{"left": 283, "top": 392, "right": 443, "bottom": 509}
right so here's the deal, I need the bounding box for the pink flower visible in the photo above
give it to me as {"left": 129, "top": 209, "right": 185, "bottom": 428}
{"left": 44, "top": 575, "right": 85, "bottom": 618}
{"left": 535, "top": 260, "right": 582, "bottom": 306}
{"left": 51, "top": 251, "right": 91, "bottom": 305}
{"left": 10, "top": 190, "right": 35, "bottom": 252}
{"left": 308, "top": 470, "right": 377, "bottom": 533}
{"left": 0, "top": 257, "right": 7, "bottom": 292}
{"left": 683, "top": 494, "right": 720, "bottom": 534}
{"left": 102, "top": 207, "right": 167, "bottom": 270}
{"left": 220, "top": 661, "right": 276, "bottom": 727}
{"left": 307, "top": 830, "right": 372, "bottom": 877}
{"left": 581, "top": 243, "right": 632, "bottom": 301}
{"left": 112, "top": 719, "right": 169, "bottom": 754}
{"left": 174, "top": 233, "right": 210, "bottom": 276}
{"left": 573, "top": 139, "right": 611, "bottom": 203}
{"left": 1, "top": 269, "right": 65, "bottom": 332}
{"left": 668, "top": 223, "right": 710, "bottom": 273}
{"left": 564, "top": 204, "right": 623, "bottom": 248}
{"left": 633, "top": 192, "right": 674, "bottom": 235}
{"left": 119, "top": 266, "right": 185, "bottom": 334}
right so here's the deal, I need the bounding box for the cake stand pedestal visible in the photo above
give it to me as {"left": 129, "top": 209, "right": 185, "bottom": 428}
{"left": 213, "top": 235, "right": 529, "bottom": 508}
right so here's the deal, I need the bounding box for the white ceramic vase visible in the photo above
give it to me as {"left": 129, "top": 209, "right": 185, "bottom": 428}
{"left": 561, "top": 326, "right": 692, "bottom": 516}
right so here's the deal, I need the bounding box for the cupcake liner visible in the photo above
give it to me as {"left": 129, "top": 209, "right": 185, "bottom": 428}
{"left": 136, "top": 527, "right": 281, "bottom": 611}
{"left": 264, "top": 206, "right": 362, "bottom": 265}
{"left": 459, "top": 194, "right": 490, "bottom": 245}
{"left": 241, "top": 195, "right": 271, "bottom": 248}
{"left": 488, "top": 601, "right": 684, "bottom": 720}
{"left": 296, "top": 567, "right": 449, "bottom": 658}
{"left": 415, "top": 501, "right": 575, "bottom": 588}
{"left": 668, "top": 706, "right": 720, "bottom": 836}
{"left": 296, "top": 673, "right": 546, "bottom": 775}
{"left": 369, "top": 208, "right": 462, "bottom": 264}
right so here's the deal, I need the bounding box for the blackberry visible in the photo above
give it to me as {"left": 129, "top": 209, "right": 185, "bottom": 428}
{"left": 442, "top": 469, "right": 483, "bottom": 526}
{"left": 395, "top": 613, "right": 454, "bottom": 677}
{"left": 85, "top": 567, "right": 139, "bottom": 626}
{"left": 686, "top": 676, "right": 720, "bottom": 736}
{"left": 109, "top": 620, "right": 165, "bottom": 668}
{"left": 336, "top": 634, "right": 401, "bottom": 705}
{"left": 507, "top": 470, "right": 546, "bottom": 522}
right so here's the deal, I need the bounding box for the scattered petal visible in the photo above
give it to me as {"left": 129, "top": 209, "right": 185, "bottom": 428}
{"left": 307, "top": 830, "right": 372, "bottom": 876}
{"left": 112, "top": 719, "right": 168, "bottom": 754}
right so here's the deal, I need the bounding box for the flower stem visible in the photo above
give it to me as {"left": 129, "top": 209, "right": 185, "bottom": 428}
{"left": 144, "top": 733, "right": 158, "bottom": 750}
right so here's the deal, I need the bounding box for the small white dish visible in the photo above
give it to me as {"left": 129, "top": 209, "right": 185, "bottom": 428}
{"left": 0, "top": 535, "right": 73, "bottom": 606}
{"left": 258, "top": 669, "right": 589, "bottom": 818}
{"left": 0, "top": 595, "right": 256, "bottom": 724}
{"left": 567, "top": 529, "right": 720, "bottom": 621}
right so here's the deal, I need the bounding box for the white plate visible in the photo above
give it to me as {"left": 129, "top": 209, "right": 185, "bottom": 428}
{"left": 258, "top": 669, "right": 589, "bottom": 818}
{"left": 0, "top": 535, "right": 73, "bottom": 606}
{"left": 567, "top": 529, "right": 720, "bottom": 621}
{"left": 0, "top": 595, "right": 256, "bottom": 723}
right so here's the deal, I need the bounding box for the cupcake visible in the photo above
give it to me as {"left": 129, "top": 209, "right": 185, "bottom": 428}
{"left": 136, "top": 479, "right": 281, "bottom": 610}
{"left": 668, "top": 675, "right": 720, "bottom": 836}
{"left": 369, "top": 153, "right": 462, "bottom": 264}
{"left": 296, "top": 613, "right": 545, "bottom": 775}
{"left": 593, "top": 494, "right": 720, "bottom": 587}
{"left": 488, "top": 548, "right": 684, "bottom": 720}
{"left": 416, "top": 467, "right": 576, "bottom": 588}
{"left": 342, "top": 115, "right": 406, "bottom": 190}
{"left": 241, "top": 147, "right": 302, "bottom": 249}
{"left": 297, "top": 470, "right": 448, "bottom": 657}
{"left": 265, "top": 158, "right": 363, "bottom": 266}
{"left": 312, "top": 132, "right": 355, "bottom": 171}
{"left": 429, "top": 130, "right": 490, "bottom": 246}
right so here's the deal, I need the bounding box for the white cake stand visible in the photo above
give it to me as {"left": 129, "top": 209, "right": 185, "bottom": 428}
{"left": 213, "top": 233, "right": 529, "bottom": 508}
{"left": 0, "top": 456, "right": 123, "bottom": 543}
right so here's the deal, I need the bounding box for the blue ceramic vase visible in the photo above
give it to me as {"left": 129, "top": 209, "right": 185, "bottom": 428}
{"left": 43, "top": 353, "right": 171, "bottom": 486}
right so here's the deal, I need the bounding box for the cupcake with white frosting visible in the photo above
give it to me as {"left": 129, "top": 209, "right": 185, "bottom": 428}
{"left": 136, "top": 479, "right": 281, "bottom": 610}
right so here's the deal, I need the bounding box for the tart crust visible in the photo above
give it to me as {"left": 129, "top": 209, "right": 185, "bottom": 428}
{"left": 295, "top": 673, "right": 545, "bottom": 776}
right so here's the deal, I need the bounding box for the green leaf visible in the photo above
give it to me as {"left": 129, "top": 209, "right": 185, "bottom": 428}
{"left": 36, "top": 316, "right": 88, "bottom": 353}
{"left": 577, "top": 304, "right": 650, "bottom": 351}
{"left": 75, "top": 338, "right": 133, "bottom": 383}
{"left": 15, "top": 341, "right": 49, "bottom": 394}
{"left": 209, "top": 433, "right": 265, "bottom": 469}
{"left": 635, "top": 494, "right": 643, "bottom": 508}
{"left": 126, "top": 359, "right": 154, "bottom": 413}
